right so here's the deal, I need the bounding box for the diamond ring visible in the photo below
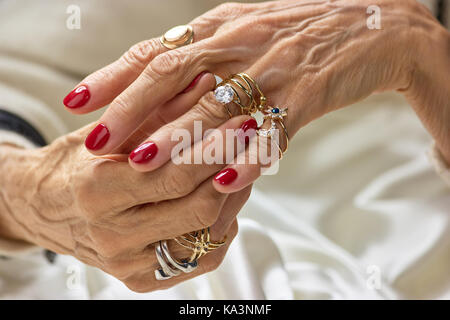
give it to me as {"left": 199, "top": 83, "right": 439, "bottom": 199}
{"left": 214, "top": 73, "right": 266, "bottom": 116}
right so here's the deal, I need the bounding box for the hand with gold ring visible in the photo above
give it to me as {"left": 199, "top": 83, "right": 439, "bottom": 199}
{"left": 63, "top": 0, "right": 450, "bottom": 192}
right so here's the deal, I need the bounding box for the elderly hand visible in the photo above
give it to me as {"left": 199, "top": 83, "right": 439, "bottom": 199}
{"left": 63, "top": 0, "right": 450, "bottom": 192}
{"left": 0, "top": 120, "right": 252, "bottom": 292}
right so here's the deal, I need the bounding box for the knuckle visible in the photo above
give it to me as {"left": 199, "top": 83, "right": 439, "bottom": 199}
{"left": 79, "top": 210, "right": 100, "bottom": 225}
{"left": 158, "top": 167, "right": 195, "bottom": 198}
{"left": 74, "top": 180, "right": 102, "bottom": 222}
{"left": 193, "top": 210, "right": 217, "bottom": 229}
{"left": 215, "top": 2, "right": 244, "bottom": 16}
{"left": 94, "top": 240, "right": 122, "bottom": 259}
{"left": 74, "top": 160, "right": 122, "bottom": 219}
{"left": 88, "top": 66, "right": 115, "bottom": 85}
{"left": 227, "top": 16, "right": 267, "bottom": 40}
{"left": 194, "top": 93, "right": 230, "bottom": 124}
{"left": 88, "top": 228, "right": 123, "bottom": 259}
{"left": 196, "top": 2, "right": 246, "bottom": 28}
{"left": 147, "top": 51, "right": 185, "bottom": 78}
{"left": 122, "top": 39, "right": 160, "bottom": 71}
{"left": 192, "top": 196, "right": 221, "bottom": 228}
{"left": 110, "top": 94, "right": 135, "bottom": 121}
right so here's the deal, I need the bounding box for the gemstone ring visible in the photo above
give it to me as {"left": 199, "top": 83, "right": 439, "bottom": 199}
{"left": 214, "top": 73, "right": 266, "bottom": 116}
{"left": 173, "top": 228, "right": 227, "bottom": 263}
{"left": 258, "top": 106, "right": 289, "bottom": 159}
{"left": 160, "top": 25, "right": 194, "bottom": 50}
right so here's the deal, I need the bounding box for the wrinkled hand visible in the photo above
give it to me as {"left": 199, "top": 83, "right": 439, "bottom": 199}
{"left": 63, "top": 0, "right": 444, "bottom": 193}
{"left": 0, "top": 122, "right": 251, "bottom": 292}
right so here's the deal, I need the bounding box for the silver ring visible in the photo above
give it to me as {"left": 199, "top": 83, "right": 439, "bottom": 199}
{"left": 154, "top": 241, "right": 181, "bottom": 280}
{"left": 161, "top": 240, "right": 198, "bottom": 273}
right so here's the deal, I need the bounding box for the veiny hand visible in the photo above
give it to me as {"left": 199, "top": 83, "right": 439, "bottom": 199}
{"left": 0, "top": 120, "right": 252, "bottom": 292}
{"left": 64, "top": 0, "right": 450, "bottom": 187}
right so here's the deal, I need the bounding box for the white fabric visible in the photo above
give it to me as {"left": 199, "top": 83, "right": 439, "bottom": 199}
{"left": 0, "top": 0, "right": 448, "bottom": 300}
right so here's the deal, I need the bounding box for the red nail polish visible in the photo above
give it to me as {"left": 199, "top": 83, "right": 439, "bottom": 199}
{"left": 182, "top": 72, "right": 208, "bottom": 93}
{"left": 63, "top": 85, "right": 91, "bottom": 108}
{"left": 214, "top": 168, "right": 238, "bottom": 186}
{"left": 85, "top": 124, "right": 110, "bottom": 150}
{"left": 129, "top": 142, "right": 158, "bottom": 164}
{"left": 239, "top": 118, "right": 258, "bottom": 144}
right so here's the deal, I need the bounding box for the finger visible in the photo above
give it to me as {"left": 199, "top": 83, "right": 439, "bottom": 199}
{"left": 113, "top": 71, "right": 216, "bottom": 154}
{"left": 80, "top": 2, "right": 273, "bottom": 154}
{"left": 83, "top": 37, "right": 240, "bottom": 155}
{"left": 213, "top": 126, "right": 286, "bottom": 193}
{"left": 120, "top": 177, "right": 229, "bottom": 244}
{"left": 208, "top": 185, "right": 252, "bottom": 239}
{"left": 122, "top": 220, "right": 239, "bottom": 293}
{"left": 62, "top": 9, "right": 230, "bottom": 115}
{"left": 128, "top": 92, "right": 243, "bottom": 172}
{"left": 98, "top": 186, "right": 250, "bottom": 281}
{"left": 89, "top": 178, "right": 227, "bottom": 260}
{"left": 87, "top": 115, "right": 250, "bottom": 212}
{"left": 63, "top": 39, "right": 167, "bottom": 113}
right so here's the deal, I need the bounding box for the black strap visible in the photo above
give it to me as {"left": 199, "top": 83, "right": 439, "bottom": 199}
{"left": 0, "top": 108, "right": 47, "bottom": 147}
{"left": 437, "top": 0, "right": 446, "bottom": 25}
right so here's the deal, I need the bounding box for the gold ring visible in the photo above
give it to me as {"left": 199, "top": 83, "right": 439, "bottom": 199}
{"left": 173, "top": 228, "right": 227, "bottom": 263}
{"left": 160, "top": 25, "right": 194, "bottom": 49}
{"left": 214, "top": 73, "right": 266, "bottom": 115}
{"left": 257, "top": 106, "right": 289, "bottom": 158}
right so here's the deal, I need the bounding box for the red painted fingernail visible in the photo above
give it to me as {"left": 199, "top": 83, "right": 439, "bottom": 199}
{"left": 85, "top": 124, "right": 110, "bottom": 150}
{"left": 214, "top": 168, "right": 238, "bottom": 186}
{"left": 239, "top": 118, "right": 258, "bottom": 144}
{"left": 182, "top": 71, "right": 208, "bottom": 93}
{"left": 63, "top": 85, "right": 91, "bottom": 108}
{"left": 129, "top": 142, "right": 158, "bottom": 164}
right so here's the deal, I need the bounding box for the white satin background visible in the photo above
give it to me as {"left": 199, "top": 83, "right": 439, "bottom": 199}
{"left": 0, "top": 0, "right": 448, "bottom": 299}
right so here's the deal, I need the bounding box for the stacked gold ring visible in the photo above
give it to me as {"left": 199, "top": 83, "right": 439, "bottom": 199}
{"left": 155, "top": 228, "right": 226, "bottom": 280}
{"left": 214, "top": 73, "right": 289, "bottom": 159}
{"left": 173, "top": 228, "right": 227, "bottom": 263}
{"left": 214, "top": 73, "right": 267, "bottom": 116}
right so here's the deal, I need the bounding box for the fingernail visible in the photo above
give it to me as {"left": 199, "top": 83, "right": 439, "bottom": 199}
{"left": 63, "top": 85, "right": 91, "bottom": 108}
{"left": 239, "top": 118, "right": 258, "bottom": 144}
{"left": 214, "top": 168, "right": 238, "bottom": 186}
{"left": 85, "top": 124, "right": 110, "bottom": 150}
{"left": 182, "top": 71, "right": 208, "bottom": 93}
{"left": 129, "top": 142, "right": 158, "bottom": 164}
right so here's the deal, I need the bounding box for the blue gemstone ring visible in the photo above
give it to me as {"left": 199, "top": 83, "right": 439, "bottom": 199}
{"left": 258, "top": 106, "right": 289, "bottom": 158}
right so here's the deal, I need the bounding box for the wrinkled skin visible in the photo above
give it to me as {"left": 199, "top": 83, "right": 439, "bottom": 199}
{"left": 1, "top": 0, "right": 449, "bottom": 293}
{"left": 0, "top": 122, "right": 251, "bottom": 292}
{"left": 72, "top": 0, "right": 449, "bottom": 192}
